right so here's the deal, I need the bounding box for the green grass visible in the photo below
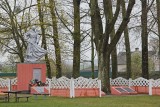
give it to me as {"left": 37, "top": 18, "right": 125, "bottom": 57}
{"left": 1, "top": 95, "right": 160, "bottom": 107}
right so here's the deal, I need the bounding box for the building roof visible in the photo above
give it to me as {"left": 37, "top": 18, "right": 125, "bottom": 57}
{"left": 117, "top": 49, "right": 156, "bottom": 65}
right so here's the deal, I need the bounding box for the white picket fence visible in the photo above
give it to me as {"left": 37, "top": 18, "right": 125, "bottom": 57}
{"left": 1, "top": 76, "right": 160, "bottom": 96}
{"left": 110, "top": 77, "right": 150, "bottom": 87}
{"left": 0, "top": 78, "right": 17, "bottom": 91}
{"left": 46, "top": 76, "right": 101, "bottom": 98}
{"left": 0, "top": 78, "right": 9, "bottom": 88}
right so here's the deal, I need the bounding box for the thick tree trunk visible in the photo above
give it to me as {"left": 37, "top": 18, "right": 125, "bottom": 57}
{"left": 105, "top": 0, "right": 118, "bottom": 79}
{"left": 91, "top": 30, "right": 95, "bottom": 79}
{"left": 99, "top": 53, "right": 110, "bottom": 93}
{"left": 141, "top": 0, "right": 149, "bottom": 79}
{"left": 111, "top": 48, "right": 117, "bottom": 79}
{"left": 37, "top": 0, "right": 52, "bottom": 78}
{"left": 90, "top": 0, "right": 103, "bottom": 80}
{"left": 157, "top": 0, "right": 160, "bottom": 72}
{"left": 72, "top": 0, "right": 81, "bottom": 78}
{"left": 49, "top": 0, "right": 62, "bottom": 78}
{"left": 91, "top": 0, "right": 135, "bottom": 94}
{"left": 121, "top": 0, "right": 131, "bottom": 79}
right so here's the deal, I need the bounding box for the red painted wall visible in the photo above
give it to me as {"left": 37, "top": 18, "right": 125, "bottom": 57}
{"left": 50, "top": 88, "right": 99, "bottom": 97}
{"left": 75, "top": 88, "right": 99, "bottom": 97}
{"left": 0, "top": 87, "right": 8, "bottom": 92}
{"left": 17, "top": 63, "right": 46, "bottom": 91}
{"left": 131, "top": 86, "right": 149, "bottom": 94}
{"left": 50, "top": 89, "right": 70, "bottom": 97}
{"left": 152, "top": 87, "right": 160, "bottom": 95}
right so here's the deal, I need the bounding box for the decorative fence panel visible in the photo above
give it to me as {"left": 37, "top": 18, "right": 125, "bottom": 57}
{"left": 0, "top": 77, "right": 18, "bottom": 92}
{"left": 50, "top": 76, "right": 70, "bottom": 89}
{"left": 131, "top": 77, "right": 149, "bottom": 86}
{"left": 0, "top": 78, "right": 9, "bottom": 88}
{"left": 110, "top": 77, "right": 160, "bottom": 95}
{"left": 11, "top": 77, "right": 17, "bottom": 90}
{"left": 110, "top": 77, "right": 129, "bottom": 86}
{"left": 49, "top": 76, "right": 101, "bottom": 98}
{"left": 0, "top": 78, "right": 9, "bottom": 92}
{"left": 151, "top": 79, "right": 160, "bottom": 95}
{"left": 11, "top": 77, "right": 17, "bottom": 85}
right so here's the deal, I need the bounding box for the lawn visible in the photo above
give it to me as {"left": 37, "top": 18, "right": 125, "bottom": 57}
{"left": 0, "top": 95, "right": 160, "bottom": 107}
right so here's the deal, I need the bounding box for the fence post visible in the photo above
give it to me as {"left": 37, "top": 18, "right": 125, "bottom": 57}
{"left": 110, "top": 78, "right": 112, "bottom": 85}
{"left": 72, "top": 78, "right": 75, "bottom": 98}
{"left": 129, "top": 78, "right": 132, "bottom": 87}
{"left": 70, "top": 78, "right": 75, "bottom": 98}
{"left": 149, "top": 79, "right": 153, "bottom": 96}
{"left": 98, "top": 80, "right": 101, "bottom": 97}
{"left": 49, "top": 79, "right": 51, "bottom": 96}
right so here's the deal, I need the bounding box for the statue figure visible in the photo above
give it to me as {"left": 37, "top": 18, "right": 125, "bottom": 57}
{"left": 24, "top": 27, "right": 47, "bottom": 62}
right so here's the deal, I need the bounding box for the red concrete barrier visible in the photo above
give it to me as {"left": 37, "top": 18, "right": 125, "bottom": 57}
{"left": 0, "top": 87, "right": 8, "bottom": 92}
{"left": 11, "top": 85, "right": 17, "bottom": 91}
{"left": 75, "top": 88, "right": 99, "bottom": 97}
{"left": 50, "top": 88, "right": 100, "bottom": 97}
{"left": 131, "top": 86, "right": 149, "bottom": 94}
{"left": 50, "top": 89, "right": 70, "bottom": 97}
{"left": 152, "top": 87, "right": 160, "bottom": 95}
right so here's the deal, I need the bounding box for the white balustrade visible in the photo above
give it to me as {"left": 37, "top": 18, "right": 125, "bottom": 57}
{"left": 11, "top": 77, "right": 17, "bottom": 85}
{"left": 74, "top": 77, "right": 99, "bottom": 88}
{"left": 152, "top": 78, "right": 160, "bottom": 87}
{"left": 110, "top": 77, "right": 129, "bottom": 86}
{"left": 50, "top": 76, "right": 70, "bottom": 89}
{"left": 0, "top": 78, "right": 8, "bottom": 88}
{"left": 131, "top": 77, "right": 149, "bottom": 86}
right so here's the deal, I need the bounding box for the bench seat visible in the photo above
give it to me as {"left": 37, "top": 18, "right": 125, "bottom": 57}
{"left": 33, "top": 93, "right": 49, "bottom": 99}
{"left": 16, "top": 95, "right": 31, "bottom": 102}
{"left": 0, "top": 93, "right": 8, "bottom": 102}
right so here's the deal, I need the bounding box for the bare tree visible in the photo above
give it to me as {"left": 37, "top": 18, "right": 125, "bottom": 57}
{"left": 91, "top": 0, "right": 135, "bottom": 93}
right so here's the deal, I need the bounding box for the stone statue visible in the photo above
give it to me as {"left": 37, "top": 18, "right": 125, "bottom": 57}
{"left": 24, "top": 27, "right": 47, "bottom": 62}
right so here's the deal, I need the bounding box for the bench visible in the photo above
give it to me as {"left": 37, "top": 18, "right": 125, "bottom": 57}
{"left": 16, "top": 96, "right": 31, "bottom": 102}
{"left": 33, "top": 93, "right": 49, "bottom": 99}
{"left": 0, "top": 93, "right": 8, "bottom": 102}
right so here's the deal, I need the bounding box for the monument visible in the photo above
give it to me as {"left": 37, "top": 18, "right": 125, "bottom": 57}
{"left": 17, "top": 27, "right": 47, "bottom": 91}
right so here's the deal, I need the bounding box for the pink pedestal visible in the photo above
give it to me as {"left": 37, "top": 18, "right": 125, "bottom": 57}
{"left": 17, "top": 63, "right": 46, "bottom": 91}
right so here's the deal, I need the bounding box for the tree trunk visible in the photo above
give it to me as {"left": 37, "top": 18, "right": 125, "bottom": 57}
{"left": 156, "top": 0, "right": 160, "bottom": 72}
{"left": 49, "top": 0, "right": 62, "bottom": 78}
{"left": 105, "top": 0, "right": 118, "bottom": 79}
{"left": 91, "top": 30, "right": 95, "bottom": 79}
{"left": 90, "top": 0, "right": 103, "bottom": 80}
{"left": 141, "top": 0, "right": 149, "bottom": 79}
{"left": 37, "top": 0, "right": 52, "bottom": 78}
{"left": 72, "top": 0, "right": 81, "bottom": 78}
{"left": 100, "top": 52, "right": 110, "bottom": 93}
{"left": 121, "top": 0, "right": 131, "bottom": 79}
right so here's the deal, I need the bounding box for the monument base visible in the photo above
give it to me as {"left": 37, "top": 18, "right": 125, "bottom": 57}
{"left": 17, "top": 63, "right": 46, "bottom": 91}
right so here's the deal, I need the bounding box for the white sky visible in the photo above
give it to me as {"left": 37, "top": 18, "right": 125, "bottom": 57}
{"left": 0, "top": 0, "right": 158, "bottom": 63}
